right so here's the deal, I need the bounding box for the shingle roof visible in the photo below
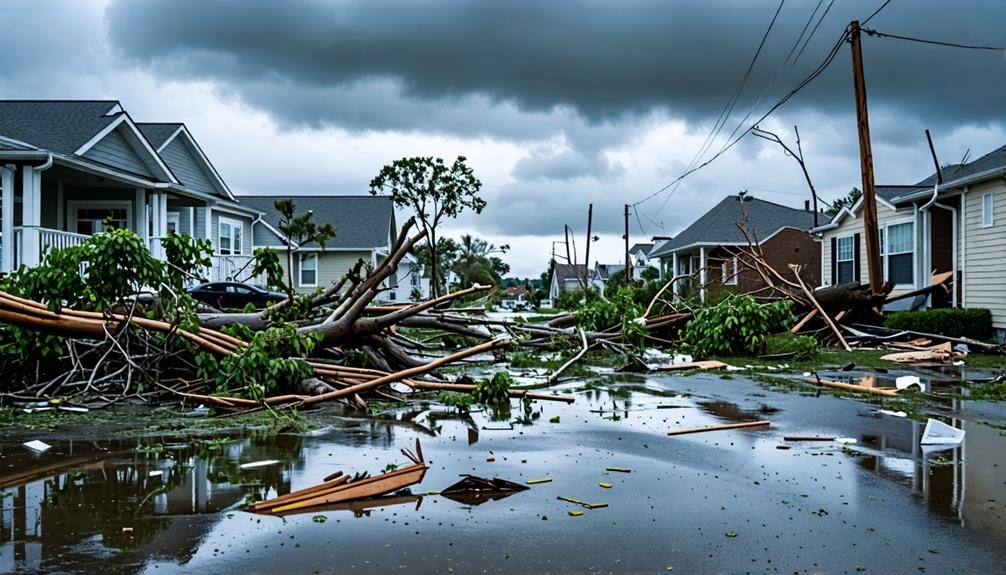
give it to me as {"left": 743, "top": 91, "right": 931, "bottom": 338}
{"left": 650, "top": 195, "right": 815, "bottom": 257}
{"left": 915, "top": 145, "right": 1006, "bottom": 187}
{"left": 0, "top": 100, "right": 122, "bottom": 154}
{"left": 553, "top": 263, "right": 588, "bottom": 284}
{"left": 876, "top": 185, "right": 930, "bottom": 204}
{"left": 137, "top": 123, "right": 182, "bottom": 150}
{"left": 238, "top": 195, "right": 394, "bottom": 249}
{"left": 595, "top": 263, "right": 625, "bottom": 281}
{"left": 629, "top": 243, "right": 653, "bottom": 256}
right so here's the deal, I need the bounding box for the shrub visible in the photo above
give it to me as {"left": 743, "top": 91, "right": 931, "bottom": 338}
{"left": 683, "top": 295, "right": 795, "bottom": 357}
{"left": 885, "top": 308, "right": 993, "bottom": 340}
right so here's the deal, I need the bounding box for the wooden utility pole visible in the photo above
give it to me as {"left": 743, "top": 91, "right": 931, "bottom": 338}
{"left": 850, "top": 20, "right": 883, "bottom": 295}
{"left": 584, "top": 204, "right": 593, "bottom": 289}
{"left": 623, "top": 204, "right": 631, "bottom": 283}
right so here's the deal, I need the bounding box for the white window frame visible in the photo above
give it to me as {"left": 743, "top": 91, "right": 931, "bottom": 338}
{"left": 166, "top": 211, "right": 181, "bottom": 234}
{"left": 218, "top": 216, "right": 244, "bottom": 256}
{"left": 879, "top": 218, "right": 915, "bottom": 288}
{"left": 982, "top": 193, "right": 994, "bottom": 227}
{"left": 835, "top": 235, "right": 855, "bottom": 285}
{"left": 68, "top": 201, "right": 133, "bottom": 235}
{"left": 298, "top": 252, "right": 318, "bottom": 287}
{"left": 721, "top": 256, "right": 738, "bottom": 285}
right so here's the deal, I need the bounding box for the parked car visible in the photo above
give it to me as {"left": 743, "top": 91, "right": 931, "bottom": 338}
{"left": 187, "top": 282, "right": 287, "bottom": 310}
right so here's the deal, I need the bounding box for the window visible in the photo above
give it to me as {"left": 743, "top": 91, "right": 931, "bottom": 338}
{"left": 982, "top": 193, "right": 994, "bottom": 227}
{"left": 167, "top": 212, "right": 180, "bottom": 234}
{"left": 881, "top": 221, "right": 914, "bottom": 286}
{"left": 218, "top": 217, "right": 243, "bottom": 255}
{"left": 74, "top": 207, "right": 128, "bottom": 235}
{"left": 721, "top": 257, "right": 738, "bottom": 285}
{"left": 836, "top": 236, "right": 855, "bottom": 284}
{"left": 298, "top": 253, "right": 318, "bottom": 287}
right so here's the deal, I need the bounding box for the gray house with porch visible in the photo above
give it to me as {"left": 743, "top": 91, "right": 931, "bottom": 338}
{"left": 0, "top": 100, "right": 260, "bottom": 281}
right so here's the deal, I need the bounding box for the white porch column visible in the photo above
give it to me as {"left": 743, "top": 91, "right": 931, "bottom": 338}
{"left": 21, "top": 166, "right": 41, "bottom": 267}
{"left": 134, "top": 189, "right": 147, "bottom": 245}
{"left": 699, "top": 247, "right": 707, "bottom": 302}
{"left": 148, "top": 191, "right": 167, "bottom": 260}
{"left": 671, "top": 252, "right": 679, "bottom": 296}
{"left": 1, "top": 165, "right": 14, "bottom": 273}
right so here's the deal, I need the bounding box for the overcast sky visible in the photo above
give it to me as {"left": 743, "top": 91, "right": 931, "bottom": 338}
{"left": 2, "top": 0, "right": 1004, "bottom": 276}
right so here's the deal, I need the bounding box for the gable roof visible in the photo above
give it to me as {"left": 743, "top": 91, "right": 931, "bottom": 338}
{"left": 651, "top": 195, "right": 814, "bottom": 256}
{"left": 915, "top": 145, "right": 1006, "bottom": 188}
{"left": 239, "top": 195, "right": 395, "bottom": 249}
{"left": 553, "top": 263, "right": 588, "bottom": 284}
{"left": 137, "top": 122, "right": 183, "bottom": 150}
{"left": 595, "top": 263, "right": 625, "bottom": 281}
{"left": 0, "top": 100, "right": 121, "bottom": 154}
{"left": 629, "top": 243, "right": 653, "bottom": 256}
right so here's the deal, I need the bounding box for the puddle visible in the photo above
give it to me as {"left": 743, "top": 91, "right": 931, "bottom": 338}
{"left": 2, "top": 372, "right": 1006, "bottom": 573}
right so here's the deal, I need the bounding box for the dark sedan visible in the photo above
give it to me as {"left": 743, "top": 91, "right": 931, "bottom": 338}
{"left": 187, "top": 282, "right": 287, "bottom": 310}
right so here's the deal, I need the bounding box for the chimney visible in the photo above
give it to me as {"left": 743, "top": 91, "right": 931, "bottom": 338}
{"left": 804, "top": 200, "right": 810, "bottom": 211}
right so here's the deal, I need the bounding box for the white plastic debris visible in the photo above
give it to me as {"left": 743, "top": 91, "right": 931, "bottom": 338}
{"left": 672, "top": 354, "right": 693, "bottom": 365}
{"left": 834, "top": 437, "right": 858, "bottom": 445}
{"left": 953, "top": 343, "right": 970, "bottom": 356}
{"left": 148, "top": 470, "right": 163, "bottom": 477}
{"left": 239, "top": 460, "right": 280, "bottom": 469}
{"left": 23, "top": 440, "right": 52, "bottom": 453}
{"left": 895, "top": 375, "right": 923, "bottom": 391}
{"left": 878, "top": 409, "right": 908, "bottom": 418}
{"left": 920, "top": 418, "right": 965, "bottom": 445}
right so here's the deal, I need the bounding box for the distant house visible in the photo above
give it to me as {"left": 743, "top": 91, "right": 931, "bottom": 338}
{"left": 648, "top": 195, "right": 820, "bottom": 300}
{"left": 0, "top": 100, "right": 260, "bottom": 281}
{"left": 815, "top": 144, "right": 1006, "bottom": 339}
{"left": 628, "top": 243, "right": 655, "bottom": 279}
{"left": 548, "top": 262, "right": 590, "bottom": 306}
{"left": 500, "top": 286, "right": 528, "bottom": 310}
{"left": 239, "top": 195, "right": 424, "bottom": 301}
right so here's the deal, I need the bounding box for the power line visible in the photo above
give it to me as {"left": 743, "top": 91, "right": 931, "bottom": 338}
{"left": 633, "top": 25, "right": 851, "bottom": 209}
{"left": 861, "top": 0, "right": 895, "bottom": 26}
{"left": 863, "top": 28, "right": 1006, "bottom": 51}
{"left": 644, "top": 0, "right": 788, "bottom": 217}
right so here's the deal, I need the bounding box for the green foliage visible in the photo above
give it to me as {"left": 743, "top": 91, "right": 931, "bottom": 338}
{"left": 763, "top": 333, "right": 819, "bottom": 360}
{"left": 640, "top": 266, "right": 661, "bottom": 282}
{"left": 162, "top": 231, "right": 212, "bottom": 293}
{"left": 272, "top": 199, "right": 336, "bottom": 299}
{"left": 825, "top": 187, "right": 862, "bottom": 218}
{"left": 557, "top": 288, "right": 598, "bottom": 311}
{"left": 473, "top": 371, "right": 512, "bottom": 405}
{"left": 684, "top": 295, "right": 796, "bottom": 357}
{"left": 250, "top": 247, "right": 286, "bottom": 293}
{"left": 576, "top": 287, "right": 647, "bottom": 350}
{"left": 197, "top": 323, "right": 322, "bottom": 400}
{"left": 370, "top": 156, "right": 485, "bottom": 297}
{"left": 438, "top": 391, "right": 475, "bottom": 410}
{"left": 885, "top": 308, "right": 993, "bottom": 340}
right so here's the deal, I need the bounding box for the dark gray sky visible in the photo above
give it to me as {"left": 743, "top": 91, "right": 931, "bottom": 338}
{"left": 2, "top": 0, "right": 1004, "bottom": 275}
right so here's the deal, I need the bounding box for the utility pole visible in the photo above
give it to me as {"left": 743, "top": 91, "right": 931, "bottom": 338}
{"left": 850, "top": 20, "right": 883, "bottom": 295}
{"left": 623, "top": 204, "right": 631, "bottom": 283}
{"left": 584, "top": 203, "right": 593, "bottom": 289}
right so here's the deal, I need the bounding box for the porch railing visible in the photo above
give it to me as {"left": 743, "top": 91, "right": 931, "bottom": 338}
{"left": 208, "top": 255, "right": 260, "bottom": 284}
{"left": 1, "top": 227, "right": 88, "bottom": 270}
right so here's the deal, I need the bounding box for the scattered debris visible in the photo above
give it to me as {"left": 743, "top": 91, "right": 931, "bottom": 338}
{"left": 599, "top": 482, "right": 612, "bottom": 489}
{"left": 895, "top": 375, "right": 923, "bottom": 391}
{"left": 834, "top": 437, "right": 858, "bottom": 445}
{"left": 23, "top": 440, "right": 52, "bottom": 453}
{"left": 240, "top": 460, "right": 281, "bottom": 469}
{"left": 652, "top": 360, "right": 729, "bottom": 372}
{"left": 921, "top": 419, "right": 966, "bottom": 445}
{"left": 526, "top": 477, "right": 553, "bottom": 485}
{"left": 568, "top": 510, "right": 584, "bottom": 517}
{"left": 666, "top": 420, "right": 770, "bottom": 436}
{"left": 803, "top": 376, "right": 900, "bottom": 397}
{"left": 440, "top": 475, "right": 529, "bottom": 506}
{"left": 783, "top": 436, "right": 836, "bottom": 441}
{"left": 605, "top": 467, "right": 632, "bottom": 473}
{"left": 251, "top": 440, "right": 427, "bottom": 514}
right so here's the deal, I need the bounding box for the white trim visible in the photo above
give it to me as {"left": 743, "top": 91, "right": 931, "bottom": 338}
{"left": 879, "top": 216, "right": 915, "bottom": 289}
{"left": 155, "top": 125, "right": 186, "bottom": 153}
{"left": 159, "top": 126, "right": 235, "bottom": 200}
{"left": 67, "top": 200, "right": 133, "bottom": 235}
{"left": 0, "top": 134, "right": 41, "bottom": 150}
{"left": 981, "top": 192, "right": 994, "bottom": 227}
{"left": 834, "top": 234, "right": 856, "bottom": 285}
{"left": 73, "top": 114, "right": 179, "bottom": 184}
{"left": 103, "top": 103, "right": 123, "bottom": 116}
{"left": 217, "top": 215, "right": 244, "bottom": 256}
{"left": 167, "top": 210, "right": 181, "bottom": 234}
{"left": 297, "top": 252, "right": 319, "bottom": 287}
{"left": 721, "top": 256, "right": 738, "bottom": 285}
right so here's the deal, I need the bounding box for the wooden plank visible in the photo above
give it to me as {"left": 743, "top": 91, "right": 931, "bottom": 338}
{"left": 667, "top": 420, "right": 771, "bottom": 436}
{"left": 801, "top": 377, "right": 899, "bottom": 397}
{"left": 271, "top": 464, "right": 428, "bottom": 513}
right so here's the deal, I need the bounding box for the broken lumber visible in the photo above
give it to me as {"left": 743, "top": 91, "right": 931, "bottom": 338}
{"left": 801, "top": 377, "right": 899, "bottom": 397}
{"left": 666, "top": 420, "right": 771, "bottom": 436}
{"left": 789, "top": 265, "right": 851, "bottom": 352}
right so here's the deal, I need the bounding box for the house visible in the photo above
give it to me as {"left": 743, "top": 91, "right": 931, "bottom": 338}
{"left": 628, "top": 243, "right": 656, "bottom": 279}
{"left": 0, "top": 100, "right": 260, "bottom": 282}
{"left": 815, "top": 144, "right": 1006, "bottom": 338}
{"left": 547, "top": 262, "right": 591, "bottom": 306}
{"left": 500, "top": 286, "right": 528, "bottom": 310}
{"left": 239, "top": 195, "right": 425, "bottom": 301}
{"left": 647, "top": 194, "right": 820, "bottom": 300}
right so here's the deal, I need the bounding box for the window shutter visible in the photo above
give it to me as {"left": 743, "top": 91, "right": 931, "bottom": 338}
{"left": 853, "top": 233, "right": 861, "bottom": 283}
{"left": 830, "top": 237, "right": 837, "bottom": 285}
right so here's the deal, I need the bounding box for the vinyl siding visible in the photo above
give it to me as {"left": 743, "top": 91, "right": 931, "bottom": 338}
{"left": 820, "top": 201, "right": 918, "bottom": 296}
{"left": 963, "top": 180, "right": 1006, "bottom": 328}
{"left": 278, "top": 250, "right": 372, "bottom": 294}
{"left": 194, "top": 207, "right": 207, "bottom": 240}
{"left": 253, "top": 220, "right": 285, "bottom": 247}
{"left": 82, "top": 128, "right": 154, "bottom": 178}
{"left": 210, "top": 212, "right": 253, "bottom": 255}
{"left": 160, "top": 137, "right": 217, "bottom": 195}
